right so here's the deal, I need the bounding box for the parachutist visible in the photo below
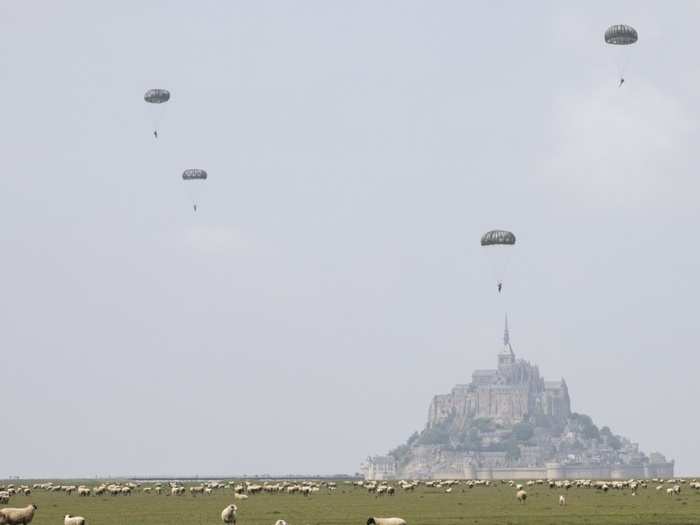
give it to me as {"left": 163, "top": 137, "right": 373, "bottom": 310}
{"left": 497, "top": 282, "right": 502, "bottom": 293}
{"left": 153, "top": 130, "right": 158, "bottom": 139}
{"left": 619, "top": 77, "right": 625, "bottom": 87}
{"left": 193, "top": 204, "right": 197, "bottom": 212}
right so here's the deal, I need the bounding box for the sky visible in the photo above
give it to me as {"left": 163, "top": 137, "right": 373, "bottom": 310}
{"left": 1, "top": 1, "right": 699, "bottom": 478}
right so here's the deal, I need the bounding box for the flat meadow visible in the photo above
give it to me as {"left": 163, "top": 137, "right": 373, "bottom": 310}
{"left": 5, "top": 480, "right": 700, "bottom": 525}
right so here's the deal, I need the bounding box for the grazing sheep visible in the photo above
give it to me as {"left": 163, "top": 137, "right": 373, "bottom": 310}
{"left": 516, "top": 490, "right": 527, "bottom": 503}
{"left": 0, "top": 495, "right": 8, "bottom": 506}
{"left": 64, "top": 515, "right": 85, "bottom": 525}
{"left": 234, "top": 494, "right": 248, "bottom": 500}
{"left": 0, "top": 504, "right": 38, "bottom": 525}
{"left": 559, "top": 495, "right": 566, "bottom": 506}
{"left": 367, "top": 518, "right": 406, "bottom": 525}
{"left": 221, "top": 504, "right": 238, "bottom": 525}
{"left": 274, "top": 521, "right": 288, "bottom": 525}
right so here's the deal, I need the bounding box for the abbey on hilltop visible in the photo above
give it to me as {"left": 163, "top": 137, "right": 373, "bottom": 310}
{"left": 362, "top": 317, "right": 674, "bottom": 480}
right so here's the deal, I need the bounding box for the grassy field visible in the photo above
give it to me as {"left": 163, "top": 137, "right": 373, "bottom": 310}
{"left": 5, "top": 481, "right": 700, "bottom": 525}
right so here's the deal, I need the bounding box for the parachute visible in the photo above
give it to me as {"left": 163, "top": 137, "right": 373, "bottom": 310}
{"left": 604, "top": 25, "right": 638, "bottom": 85}
{"left": 604, "top": 25, "right": 638, "bottom": 45}
{"left": 481, "top": 230, "right": 516, "bottom": 247}
{"left": 182, "top": 169, "right": 208, "bottom": 181}
{"left": 144, "top": 89, "right": 171, "bottom": 137}
{"left": 144, "top": 89, "right": 171, "bottom": 104}
{"left": 481, "top": 230, "right": 516, "bottom": 294}
{"left": 182, "top": 169, "right": 207, "bottom": 211}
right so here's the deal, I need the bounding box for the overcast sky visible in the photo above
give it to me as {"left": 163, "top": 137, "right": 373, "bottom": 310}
{"left": 2, "top": 1, "right": 699, "bottom": 478}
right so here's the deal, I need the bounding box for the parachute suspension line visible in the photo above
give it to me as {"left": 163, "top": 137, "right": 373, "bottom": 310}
{"left": 182, "top": 169, "right": 208, "bottom": 213}
{"left": 481, "top": 230, "right": 516, "bottom": 296}
{"left": 604, "top": 24, "right": 638, "bottom": 85}
{"left": 144, "top": 88, "right": 170, "bottom": 139}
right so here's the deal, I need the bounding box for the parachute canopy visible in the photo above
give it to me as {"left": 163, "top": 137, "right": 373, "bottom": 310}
{"left": 605, "top": 25, "right": 638, "bottom": 45}
{"left": 182, "top": 169, "right": 208, "bottom": 181}
{"left": 481, "top": 230, "right": 516, "bottom": 246}
{"left": 144, "top": 89, "right": 171, "bottom": 104}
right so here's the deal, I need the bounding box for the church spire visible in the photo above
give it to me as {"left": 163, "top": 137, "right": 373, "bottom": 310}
{"left": 502, "top": 314, "right": 514, "bottom": 356}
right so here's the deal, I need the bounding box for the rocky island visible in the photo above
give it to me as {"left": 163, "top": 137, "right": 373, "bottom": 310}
{"left": 363, "top": 318, "right": 674, "bottom": 480}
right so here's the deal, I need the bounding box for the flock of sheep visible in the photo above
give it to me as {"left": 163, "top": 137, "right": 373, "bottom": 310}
{"left": 0, "top": 480, "right": 405, "bottom": 525}
{"left": 1, "top": 477, "right": 699, "bottom": 525}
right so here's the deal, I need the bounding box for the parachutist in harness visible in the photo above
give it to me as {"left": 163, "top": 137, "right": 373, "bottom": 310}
{"left": 153, "top": 130, "right": 158, "bottom": 139}
{"left": 619, "top": 77, "right": 625, "bottom": 87}
{"left": 193, "top": 204, "right": 197, "bottom": 212}
{"left": 497, "top": 282, "right": 502, "bottom": 293}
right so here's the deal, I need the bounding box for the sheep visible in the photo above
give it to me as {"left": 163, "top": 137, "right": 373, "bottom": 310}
{"left": 274, "top": 521, "right": 288, "bottom": 525}
{"left": 367, "top": 518, "right": 406, "bottom": 525}
{"left": 221, "top": 504, "right": 237, "bottom": 525}
{"left": 233, "top": 494, "right": 248, "bottom": 500}
{"left": 516, "top": 490, "right": 527, "bottom": 503}
{"left": 558, "top": 495, "right": 566, "bottom": 506}
{"left": 0, "top": 495, "right": 8, "bottom": 506}
{"left": 64, "top": 515, "right": 85, "bottom": 525}
{"left": 0, "top": 504, "right": 38, "bottom": 525}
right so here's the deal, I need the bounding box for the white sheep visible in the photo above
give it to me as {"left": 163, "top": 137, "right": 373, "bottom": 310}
{"left": 274, "top": 521, "right": 288, "bottom": 525}
{"left": 234, "top": 494, "right": 248, "bottom": 500}
{"left": 0, "top": 504, "right": 38, "bottom": 525}
{"left": 221, "top": 504, "right": 238, "bottom": 525}
{"left": 366, "top": 517, "right": 406, "bottom": 525}
{"left": 516, "top": 490, "right": 527, "bottom": 503}
{"left": 558, "top": 495, "right": 566, "bottom": 506}
{"left": 0, "top": 495, "right": 8, "bottom": 506}
{"left": 64, "top": 515, "right": 85, "bottom": 525}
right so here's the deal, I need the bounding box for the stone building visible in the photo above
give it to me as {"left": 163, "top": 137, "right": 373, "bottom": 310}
{"left": 364, "top": 317, "right": 674, "bottom": 480}
{"left": 427, "top": 318, "right": 570, "bottom": 429}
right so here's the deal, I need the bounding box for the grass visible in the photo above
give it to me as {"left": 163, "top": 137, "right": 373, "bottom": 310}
{"left": 5, "top": 480, "right": 700, "bottom": 525}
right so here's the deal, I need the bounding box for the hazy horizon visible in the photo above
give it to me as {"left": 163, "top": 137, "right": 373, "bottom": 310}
{"left": 2, "top": 1, "right": 699, "bottom": 479}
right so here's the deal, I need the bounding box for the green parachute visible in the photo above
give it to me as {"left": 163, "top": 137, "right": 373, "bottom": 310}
{"left": 604, "top": 25, "right": 638, "bottom": 86}
{"left": 481, "top": 230, "right": 516, "bottom": 294}
{"left": 144, "top": 89, "right": 171, "bottom": 138}
{"left": 182, "top": 169, "right": 207, "bottom": 212}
